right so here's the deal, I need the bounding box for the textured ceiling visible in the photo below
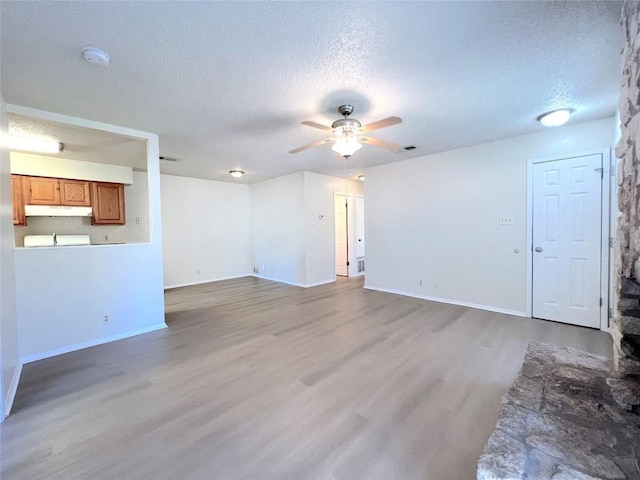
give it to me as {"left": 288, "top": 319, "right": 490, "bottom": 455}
{"left": 0, "top": 1, "right": 623, "bottom": 184}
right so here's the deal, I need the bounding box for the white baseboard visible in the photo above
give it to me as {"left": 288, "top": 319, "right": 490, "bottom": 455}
{"left": 20, "top": 323, "right": 168, "bottom": 364}
{"left": 363, "top": 285, "right": 527, "bottom": 317}
{"left": 305, "top": 279, "right": 336, "bottom": 288}
{"left": 2, "top": 362, "right": 23, "bottom": 421}
{"left": 164, "top": 274, "right": 251, "bottom": 290}
{"left": 252, "top": 273, "right": 303, "bottom": 287}
{"left": 252, "top": 274, "right": 335, "bottom": 289}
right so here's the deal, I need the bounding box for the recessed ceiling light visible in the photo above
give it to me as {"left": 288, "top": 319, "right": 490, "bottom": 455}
{"left": 9, "top": 136, "right": 63, "bottom": 154}
{"left": 537, "top": 109, "right": 573, "bottom": 127}
{"left": 229, "top": 170, "right": 244, "bottom": 178}
{"left": 82, "top": 46, "right": 110, "bottom": 66}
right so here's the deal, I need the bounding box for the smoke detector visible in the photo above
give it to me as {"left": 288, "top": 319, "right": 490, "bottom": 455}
{"left": 82, "top": 47, "right": 110, "bottom": 66}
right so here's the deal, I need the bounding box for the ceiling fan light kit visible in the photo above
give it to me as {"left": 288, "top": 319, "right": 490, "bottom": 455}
{"left": 290, "top": 104, "right": 402, "bottom": 159}
{"left": 331, "top": 131, "right": 362, "bottom": 158}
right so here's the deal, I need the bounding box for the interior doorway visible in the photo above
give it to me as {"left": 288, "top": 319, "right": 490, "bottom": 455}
{"left": 334, "top": 194, "right": 349, "bottom": 277}
{"left": 526, "top": 150, "right": 610, "bottom": 330}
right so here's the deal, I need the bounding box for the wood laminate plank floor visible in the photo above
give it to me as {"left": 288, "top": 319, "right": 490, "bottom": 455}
{"left": 1, "top": 276, "right": 612, "bottom": 480}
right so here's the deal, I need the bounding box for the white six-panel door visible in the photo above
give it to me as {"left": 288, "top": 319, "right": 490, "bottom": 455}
{"left": 532, "top": 154, "right": 603, "bottom": 328}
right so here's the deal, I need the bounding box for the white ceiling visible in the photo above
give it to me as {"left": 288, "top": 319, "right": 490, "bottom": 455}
{"left": 0, "top": 1, "right": 623, "bottom": 184}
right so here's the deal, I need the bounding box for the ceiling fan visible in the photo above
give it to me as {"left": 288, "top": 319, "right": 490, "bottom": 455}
{"left": 289, "top": 105, "right": 402, "bottom": 158}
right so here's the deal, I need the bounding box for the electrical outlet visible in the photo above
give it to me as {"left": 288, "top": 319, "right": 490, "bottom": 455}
{"left": 498, "top": 216, "right": 515, "bottom": 225}
{"left": 102, "top": 315, "right": 110, "bottom": 324}
{"left": 262, "top": 265, "right": 266, "bottom": 272}
{"left": 419, "top": 280, "right": 423, "bottom": 285}
{"left": 135, "top": 217, "right": 141, "bottom": 225}
{"left": 196, "top": 269, "right": 200, "bottom": 275}
{"left": 253, "top": 267, "right": 259, "bottom": 274}
{"left": 103, "top": 234, "right": 109, "bottom": 241}
{"left": 433, "top": 281, "right": 439, "bottom": 288}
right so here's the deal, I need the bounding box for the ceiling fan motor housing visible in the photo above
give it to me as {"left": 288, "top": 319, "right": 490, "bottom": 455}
{"left": 331, "top": 117, "right": 362, "bottom": 131}
{"left": 332, "top": 105, "right": 361, "bottom": 131}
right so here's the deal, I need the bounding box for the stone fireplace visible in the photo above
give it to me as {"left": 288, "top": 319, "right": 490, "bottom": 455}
{"left": 614, "top": 0, "right": 640, "bottom": 378}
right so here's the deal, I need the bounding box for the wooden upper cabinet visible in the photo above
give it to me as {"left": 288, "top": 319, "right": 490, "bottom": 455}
{"left": 25, "top": 176, "right": 61, "bottom": 205}
{"left": 59, "top": 179, "right": 91, "bottom": 206}
{"left": 14, "top": 175, "right": 126, "bottom": 226}
{"left": 91, "top": 182, "right": 125, "bottom": 225}
{"left": 12, "top": 175, "right": 26, "bottom": 226}
{"left": 23, "top": 176, "right": 92, "bottom": 206}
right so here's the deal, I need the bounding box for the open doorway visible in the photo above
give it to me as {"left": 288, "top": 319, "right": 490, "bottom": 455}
{"left": 334, "top": 194, "right": 349, "bottom": 276}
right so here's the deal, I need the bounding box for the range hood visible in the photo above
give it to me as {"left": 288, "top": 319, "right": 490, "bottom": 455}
{"left": 24, "top": 205, "right": 93, "bottom": 217}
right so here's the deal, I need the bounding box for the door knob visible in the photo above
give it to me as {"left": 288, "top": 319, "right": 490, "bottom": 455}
{"left": 535, "top": 246, "right": 543, "bottom": 252}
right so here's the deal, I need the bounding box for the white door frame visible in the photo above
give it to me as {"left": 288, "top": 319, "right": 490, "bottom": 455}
{"left": 525, "top": 148, "right": 612, "bottom": 332}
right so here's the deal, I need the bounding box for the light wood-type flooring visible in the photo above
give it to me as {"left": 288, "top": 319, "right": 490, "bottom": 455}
{"left": 1, "top": 276, "right": 612, "bottom": 479}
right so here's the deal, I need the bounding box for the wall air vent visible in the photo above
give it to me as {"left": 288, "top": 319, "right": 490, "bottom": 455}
{"left": 159, "top": 156, "right": 179, "bottom": 162}
{"left": 357, "top": 259, "right": 365, "bottom": 273}
{"left": 403, "top": 145, "right": 417, "bottom": 151}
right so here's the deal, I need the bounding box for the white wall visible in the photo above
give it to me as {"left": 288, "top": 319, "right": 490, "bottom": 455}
{"left": 16, "top": 244, "right": 165, "bottom": 360}
{"left": 161, "top": 174, "right": 251, "bottom": 288}
{"left": 10, "top": 105, "right": 166, "bottom": 363}
{"left": 11, "top": 152, "right": 134, "bottom": 184}
{"left": 250, "top": 171, "right": 364, "bottom": 287}
{"left": 365, "top": 117, "right": 617, "bottom": 315}
{"left": 251, "top": 172, "right": 306, "bottom": 286}
{"left": 14, "top": 170, "right": 150, "bottom": 246}
{"left": 0, "top": 91, "right": 21, "bottom": 420}
{"left": 304, "top": 172, "right": 336, "bottom": 286}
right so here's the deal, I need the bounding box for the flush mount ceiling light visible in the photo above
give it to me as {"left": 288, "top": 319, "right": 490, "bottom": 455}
{"left": 358, "top": 175, "right": 365, "bottom": 182}
{"left": 229, "top": 170, "right": 244, "bottom": 178}
{"left": 537, "top": 109, "right": 574, "bottom": 127}
{"left": 9, "top": 136, "right": 63, "bottom": 154}
{"left": 82, "top": 46, "right": 110, "bottom": 66}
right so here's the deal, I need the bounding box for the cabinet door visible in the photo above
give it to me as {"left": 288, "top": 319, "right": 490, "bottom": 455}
{"left": 91, "top": 182, "right": 125, "bottom": 225}
{"left": 12, "top": 175, "right": 26, "bottom": 226}
{"left": 60, "top": 179, "right": 91, "bottom": 206}
{"left": 26, "top": 176, "right": 61, "bottom": 205}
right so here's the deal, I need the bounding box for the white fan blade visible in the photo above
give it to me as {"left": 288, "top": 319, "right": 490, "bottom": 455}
{"left": 301, "top": 121, "right": 333, "bottom": 132}
{"left": 289, "top": 137, "right": 334, "bottom": 154}
{"left": 361, "top": 116, "right": 402, "bottom": 133}
{"left": 359, "top": 136, "right": 401, "bottom": 152}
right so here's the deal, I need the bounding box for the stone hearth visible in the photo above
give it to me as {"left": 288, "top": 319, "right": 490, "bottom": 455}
{"left": 477, "top": 342, "right": 640, "bottom": 480}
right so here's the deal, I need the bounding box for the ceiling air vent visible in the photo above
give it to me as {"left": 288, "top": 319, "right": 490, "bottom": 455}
{"left": 403, "top": 145, "right": 417, "bottom": 151}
